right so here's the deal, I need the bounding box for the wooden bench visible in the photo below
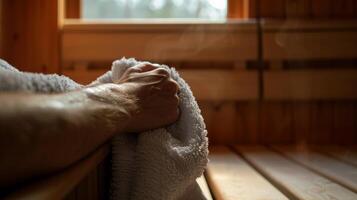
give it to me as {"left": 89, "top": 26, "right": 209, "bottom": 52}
{"left": 207, "top": 145, "right": 357, "bottom": 200}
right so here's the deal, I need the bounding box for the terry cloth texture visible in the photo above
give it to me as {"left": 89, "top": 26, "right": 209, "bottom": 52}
{"left": 0, "top": 58, "right": 209, "bottom": 200}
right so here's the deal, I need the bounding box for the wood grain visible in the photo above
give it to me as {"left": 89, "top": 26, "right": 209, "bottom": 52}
{"left": 262, "top": 20, "right": 357, "bottom": 60}
{"left": 309, "top": 102, "right": 334, "bottom": 144}
{"left": 260, "top": 102, "right": 293, "bottom": 144}
{"left": 1, "top": 0, "right": 60, "bottom": 73}
{"left": 260, "top": 0, "right": 286, "bottom": 18}
{"left": 273, "top": 145, "right": 357, "bottom": 192}
{"left": 236, "top": 145, "right": 357, "bottom": 200}
{"left": 206, "top": 146, "right": 288, "bottom": 200}
{"left": 285, "top": 0, "right": 311, "bottom": 19}
{"left": 5, "top": 144, "right": 110, "bottom": 200}
{"left": 264, "top": 69, "right": 357, "bottom": 100}
{"left": 333, "top": 102, "right": 355, "bottom": 144}
{"left": 61, "top": 22, "right": 257, "bottom": 65}
{"left": 311, "top": 0, "right": 331, "bottom": 18}
{"left": 315, "top": 146, "right": 357, "bottom": 167}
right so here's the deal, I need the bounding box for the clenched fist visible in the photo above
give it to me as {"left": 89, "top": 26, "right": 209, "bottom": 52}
{"left": 117, "top": 63, "right": 180, "bottom": 132}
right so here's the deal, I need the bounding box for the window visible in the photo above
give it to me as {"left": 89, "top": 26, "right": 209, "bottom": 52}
{"left": 82, "top": 0, "right": 227, "bottom": 20}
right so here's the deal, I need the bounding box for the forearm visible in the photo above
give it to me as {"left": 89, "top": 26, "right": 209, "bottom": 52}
{"left": 0, "top": 86, "right": 136, "bottom": 187}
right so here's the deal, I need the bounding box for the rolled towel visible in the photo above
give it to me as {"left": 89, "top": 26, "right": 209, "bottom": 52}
{"left": 96, "top": 58, "right": 209, "bottom": 200}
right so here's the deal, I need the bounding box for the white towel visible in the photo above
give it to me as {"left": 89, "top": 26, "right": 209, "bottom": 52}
{"left": 96, "top": 58, "right": 209, "bottom": 200}
{"left": 0, "top": 58, "right": 209, "bottom": 200}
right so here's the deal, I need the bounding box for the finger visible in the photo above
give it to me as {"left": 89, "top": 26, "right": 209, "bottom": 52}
{"left": 134, "top": 63, "right": 159, "bottom": 73}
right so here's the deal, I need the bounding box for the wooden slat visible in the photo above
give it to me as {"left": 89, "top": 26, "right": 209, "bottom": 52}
{"left": 260, "top": 102, "right": 293, "bottom": 144}
{"left": 314, "top": 146, "right": 357, "bottom": 167}
{"left": 332, "top": 0, "right": 355, "bottom": 18}
{"left": 311, "top": 0, "right": 332, "bottom": 18}
{"left": 260, "top": 0, "right": 286, "bottom": 18}
{"left": 180, "top": 69, "right": 258, "bottom": 101}
{"left": 235, "top": 102, "right": 259, "bottom": 143}
{"left": 272, "top": 146, "right": 357, "bottom": 192}
{"left": 333, "top": 102, "right": 356, "bottom": 144}
{"left": 264, "top": 69, "right": 357, "bottom": 100}
{"left": 197, "top": 175, "right": 213, "bottom": 200}
{"left": 262, "top": 20, "right": 357, "bottom": 60}
{"left": 292, "top": 102, "right": 311, "bottom": 144}
{"left": 5, "top": 144, "right": 110, "bottom": 200}
{"left": 285, "top": 0, "right": 311, "bottom": 19}
{"left": 309, "top": 102, "right": 333, "bottom": 144}
{"left": 61, "top": 22, "right": 257, "bottom": 64}
{"left": 206, "top": 146, "right": 288, "bottom": 200}
{"left": 63, "top": 69, "right": 259, "bottom": 101}
{"left": 236, "top": 145, "right": 357, "bottom": 200}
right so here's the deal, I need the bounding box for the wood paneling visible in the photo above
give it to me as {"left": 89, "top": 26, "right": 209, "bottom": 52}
{"left": 260, "top": 102, "right": 293, "bottom": 144}
{"left": 1, "top": 0, "right": 60, "bottom": 73}
{"left": 311, "top": 0, "right": 332, "bottom": 18}
{"left": 285, "top": 0, "right": 311, "bottom": 19}
{"left": 264, "top": 70, "right": 357, "bottom": 100}
{"left": 332, "top": 0, "right": 355, "bottom": 19}
{"left": 61, "top": 22, "right": 257, "bottom": 66}
{"left": 333, "top": 103, "right": 356, "bottom": 144}
{"left": 263, "top": 20, "right": 357, "bottom": 60}
{"left": 260, "top": 0, "right": 286, "bottom": 18}
{"left": 65, "top": 0, "right": 81, "bottom": 19}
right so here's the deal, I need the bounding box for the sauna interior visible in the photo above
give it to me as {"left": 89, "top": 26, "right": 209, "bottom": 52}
{"left": 1, "top": 0, "right": 357, "bottom": 199}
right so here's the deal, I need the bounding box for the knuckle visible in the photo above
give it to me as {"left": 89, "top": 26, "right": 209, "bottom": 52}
{"left": 156, "top": 68, "right": 170, "bottom": 77}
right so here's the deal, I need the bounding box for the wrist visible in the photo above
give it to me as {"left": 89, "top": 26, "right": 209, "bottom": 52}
{"left": 82, "top": 84, "right": 138, "bottom": 133}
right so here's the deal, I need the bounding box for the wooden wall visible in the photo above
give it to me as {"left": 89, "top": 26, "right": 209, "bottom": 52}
{"left": 0, "top": 0, "right": 60, "bottom": 73}
{"left": 258, "top": 0, "right": 357, "bottom": 19}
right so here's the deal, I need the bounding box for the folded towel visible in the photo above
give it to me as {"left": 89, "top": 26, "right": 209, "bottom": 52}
{"left": 0, "top": 58, "right": 209, "bottom": 200}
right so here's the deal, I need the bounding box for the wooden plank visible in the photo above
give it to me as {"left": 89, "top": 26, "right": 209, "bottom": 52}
{"left": 311, "top": 0, "right": 332, "bottom": 18}
{"left": 209, "top": 102, "right": 238, "bottom": 144}
{"left": 260, "top": 102, "right": 293, "bottom": 144}
{"left": 227, "top": 0, "right": 244, "bottom": 19}
{"left": 1, "top": 0, "right": 60, "bottom": 73}
{"left": 197, "top": 175, "right": 213, "bottom": 200}
{"left": 262, "top": 20, "right": 357, "bottom": 60}
{"left": 333, "top": 102, "right": 355, "bottom": 145}
{"left": 260, "top": 0, "right": 286, "bottom": 18}
{"left": 292, "top": 102, "right": 311, "bottom": 144}
{"left": 235, "top": 102, "right": 259, "bottom": 144}
{"left": 61, "top": 22, "right": 257, "bottom": 63}
{"left": 285, "top": 0, "right": 311, "bottom": 18}
{"left": 236, "top": 145, "right": 357, "bottom": 200}
{"left": 65, "top": 0, "right": 81, "bottom": 19}
{"left": 206, "top": 146, "right": 288, "bottom": 200}
{"left": 309, "top": 102, "right": 334, "bottom": 144}
{"left": 63, "top": 69, "right": 259, "bottom": 101}
{"left": 180, "top": 69, "right": 259, "bottom": 101}
{"left": 273, "top": 145, "right": 357, "bottom": 192}
{"left": 5, "top": 144, "right": 110, "bottom": 200}
{"left": 332, "top": 0, "right": 355, "bottom": 18}
{"left": 264, "top": 69, "right": 357, "bottom": 100}
{"left": 315, "top": 146, "right": 357, "bottom": 167}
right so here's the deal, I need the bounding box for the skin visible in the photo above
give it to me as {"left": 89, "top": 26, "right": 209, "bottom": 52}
{"left": 0, "top": 64, "right": 179, "bottom": 187}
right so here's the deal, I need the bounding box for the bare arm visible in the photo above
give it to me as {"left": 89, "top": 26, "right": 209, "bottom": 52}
{"left": 0, "top": 85, "right": 135, "bottom": 187}
{"left": 0, "top": 64, "right": 179, "bottom": 187}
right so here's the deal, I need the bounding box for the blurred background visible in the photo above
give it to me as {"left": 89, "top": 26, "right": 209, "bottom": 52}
{"left": 1, "top": 1, "right": 357, "bottom": 199}
{"left": 0, "top": 0, "right": 356, "bottom": 146}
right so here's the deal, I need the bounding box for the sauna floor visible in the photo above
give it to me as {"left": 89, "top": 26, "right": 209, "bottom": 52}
{"left": 201, "top": 145, "right": 357, "bottom": 200}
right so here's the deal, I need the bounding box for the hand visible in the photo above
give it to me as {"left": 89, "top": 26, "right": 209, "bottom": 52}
{"left": 116, "top": 63, "right": 180, "bottom": 132}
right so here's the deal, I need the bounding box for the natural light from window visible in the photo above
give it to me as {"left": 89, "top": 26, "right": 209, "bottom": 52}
{"left": 82, "top": 0, "right": 227, "bottom": 20}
